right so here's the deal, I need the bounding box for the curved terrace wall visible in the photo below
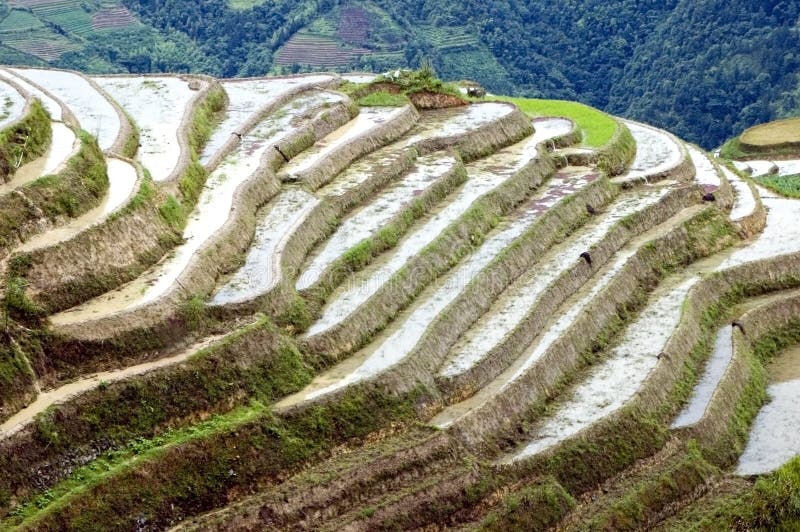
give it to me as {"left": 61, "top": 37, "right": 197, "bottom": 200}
{"left": 9, "top": 83, "right": 227, "bottom": 314}
{"left": 44, "top": 101, "right": 357, "bottom": 377}
{"left": 280, "top": 103, "right": 420, "bottom": 190}
{"left": 438, "top": 184, "right": 703, "bottom": 402}
{"left": 504, "top": 250, "right": 800, "bottom": 500}
{"left": 680, "top": 284, "right": 800, "bottom": 461}
{"left": 0, "top": 129, "right": 106, "bottom": 259}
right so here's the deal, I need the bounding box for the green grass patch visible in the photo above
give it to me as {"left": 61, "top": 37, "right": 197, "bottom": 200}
{"left": 227, "top": 0, "right": 268, "bottom": 9}
{"left": 753, "top": 173, "right": 800, "bottom": 199}
{"left": 356, "top": 91, "right": 409, "bottom": 107}
{"left": 0, "top": 332, "right": 36, "bottom": 415}
{"left": 491, "top": 96, "right": 617, "bottom": 148}
{"left": 120, "top": 110, "right": 140, "bottom": 159}
{"left": 157, "top": 194, "right": 186, "bottom": 231}
{"left": 477, "top": 477, "right": 576, "bottom": 531}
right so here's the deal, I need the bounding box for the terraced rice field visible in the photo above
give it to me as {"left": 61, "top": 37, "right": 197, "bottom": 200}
{"left": 90, "top": 5, "right": 137, "bottom": 31}
{"left": 10, "top": 67, "right": 121, "bottom": 150}
{"left": 0, "top": 67, "right": 62, "bottom": 120}
{"left": 96, "top": 76, "right": 203, "bottom": 181}
{"left": 274, "top": 33, "right": 371, "bottom": 67}
{"left": 201, "top": 74, "right": 335, "bottom": 164}
{"left": 0, "top": 67, "right": 798, "bottom": 531}
{"left": 0, "top": 122, "right": 77, "bottom": 193}
{"left": 0, "top": 26, "right": 75, "bottom": 61}
{"left": 0, "top": 78, "right": 25, "bottom": 128}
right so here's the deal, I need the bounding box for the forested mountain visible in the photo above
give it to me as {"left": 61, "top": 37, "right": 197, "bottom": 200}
{"left": 1, "top": 0, "right": 798, "bottom": 148}
{"left": 608, "top": 0, "right": 800, "bottom": 150}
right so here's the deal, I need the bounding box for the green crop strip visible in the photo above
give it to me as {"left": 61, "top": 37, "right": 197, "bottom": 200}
{"left": 490, "top": 96, "right": 617, "bottom": 148}
{"left": 162, "top": 83, "right": 228, "bottom": 230}
{"left": 120, "top": 109, "right": 140, "bottom": 159}
{"left": 753, "top": 173, "right": 800, "bottom": 199}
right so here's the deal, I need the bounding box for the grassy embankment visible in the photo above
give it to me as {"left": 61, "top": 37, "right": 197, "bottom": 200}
{"left": 659, "top": 321, "right": 800, "bottom": 531}
{"left": 490, "top": 96, "right": 618, "bottom": 148}
{"left": 0, "top": 100, "right": 51, "bottom": 182}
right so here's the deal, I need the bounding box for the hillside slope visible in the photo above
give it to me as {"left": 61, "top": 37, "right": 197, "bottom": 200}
{"left": 0, "top": 0, "right": 798, "bottom": 146}
{"left": 0, "top": 66, "right": 798, "bottom": 531}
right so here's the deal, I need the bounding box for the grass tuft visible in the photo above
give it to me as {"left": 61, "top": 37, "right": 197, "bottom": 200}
{"left": 356, "top": 91, "right": 409, "bottom": 107}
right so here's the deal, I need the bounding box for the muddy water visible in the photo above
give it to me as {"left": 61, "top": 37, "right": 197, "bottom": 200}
{"left": 50, "top": 92, "right": 343, "bottom": 325}
{"left": 296, "top": 153, "right": 458, "bottom": 290}
{"left": 720, "top": 194, "right": 800, "bottom": 269}
{"left": 304, "top": 120, "right": 572, "bottom": 338}
{"left": 0, "top": 68, "right": 62, "bottom": 121}
{"left": 11, "top": 68, "right": 120, "bottom": 151}
{"left": 440, "top": 186, "right": 672, "bottom": 379}
{"left": 672, "top": 325, "right": 734, "bottom": 428}
{"left": 769, "top": 344, "right": 800, "bottom": 382}
{"left": 0, "top": 78, "right": 25, "bottom": 128}
{"left": 0, "top": 123, "right": 76, "bottom": 193}
{"left": 429, "top": 205, "right": 707, "bottom": 430}
{"left": 210, "top": 187, "right": 319, "bottom": 306}
{"left": 737, "top": 377, "right": 800, "bottom": 475}
{"left": 736, "top": 336, "right": 800, "bottom": 475}
{"left": 687, "top": 145, "right": 721, "bottom": 190}
{"left": 0, "top": 334, "right": 223, "bottom": 439}
{"left": 734, "top": 159, "right": 800, "bottom": 177}
{"left": 201, "top": 75, "right": 334, "bottom": 164}
{"left": 286, "top": 169, "right": 597, "bottom": 405}
{"left": 280, "top": 106, "right": 406, "bottom": 180}
{"left": 96, "top": 76, "right": 200, "bottom": 181}
{"left": 721, "top": 167, "right": 756, "bottom": 221}
{"left": 615, "top": 121, "right": 683, "bottom": 183}
{"left": 400, "top": 102, "right": 514, "bottom": 145}
{"left": 505, "top": 256, "right": 728, "bottom": 462}
{"left": 17, "top": 157, "right": 137, "bottom": 253}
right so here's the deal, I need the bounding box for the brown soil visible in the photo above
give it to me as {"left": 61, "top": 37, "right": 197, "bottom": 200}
{"left": 409, "top": 90, "right": 468, "bottom": 110}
